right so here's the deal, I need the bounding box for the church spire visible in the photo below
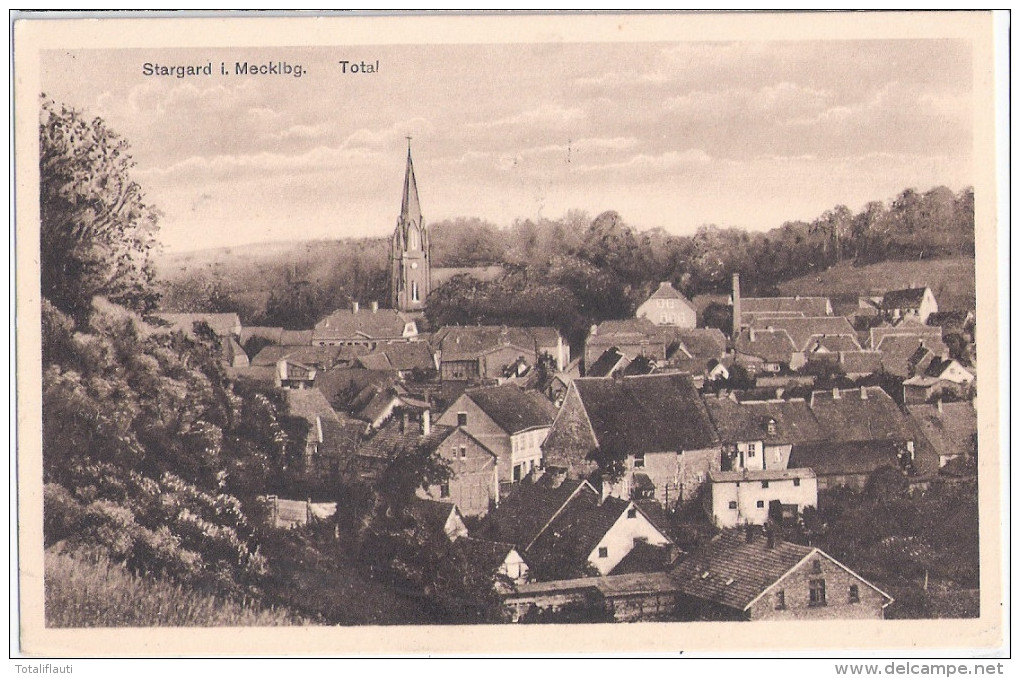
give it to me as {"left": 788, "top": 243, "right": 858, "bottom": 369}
{"left": 400, "top": 137, "right": 422, "bottom": 229}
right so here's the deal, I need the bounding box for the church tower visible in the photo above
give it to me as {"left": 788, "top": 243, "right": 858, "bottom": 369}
{"left": 390, "top": 141, "right": 430, "bottom": 312}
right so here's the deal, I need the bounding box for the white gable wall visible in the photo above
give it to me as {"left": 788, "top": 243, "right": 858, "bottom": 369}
{"left": 586, "top": 503, "right": 672, "bottom": 575}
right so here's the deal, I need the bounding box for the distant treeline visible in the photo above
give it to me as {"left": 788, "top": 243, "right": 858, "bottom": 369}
{"left": 158, "top": 185, "right": 973, "bottom": 342}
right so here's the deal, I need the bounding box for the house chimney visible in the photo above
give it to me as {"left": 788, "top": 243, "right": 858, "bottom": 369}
{"left": 832, "top": 387, "right": 841, "bottom": 399}
{"left": 937, "top": 398, "right": 944, "bottom": 414}
{"left": 860, "top": 386, "right": 868, "bottom": 400}
{"left": 732, "top": 273, "right": 741, "bottom": 338}
{"left": 352, "top": 301, "right": 360, "bottom": 314}
{"left": 371, "top": 301, "right": 379, "bottom": 313}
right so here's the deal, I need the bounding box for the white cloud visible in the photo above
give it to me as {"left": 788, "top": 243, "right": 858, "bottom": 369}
{"left": 466, "top": 104, "right": 586, "bottom": 130}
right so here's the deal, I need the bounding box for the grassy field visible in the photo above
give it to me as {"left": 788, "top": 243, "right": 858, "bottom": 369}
{"left": 777, "top": 256, "right": 976, "bottom": 312}
{"left": 45, "top": 550, "right": 304, "bottom": 627}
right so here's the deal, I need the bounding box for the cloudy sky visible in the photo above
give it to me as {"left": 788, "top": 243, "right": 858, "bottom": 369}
{"left": 40, "top": 39, "right": 973, "bottom": 252}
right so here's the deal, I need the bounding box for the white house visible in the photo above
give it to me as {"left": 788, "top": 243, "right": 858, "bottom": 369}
{"left": 636, "top": 281, "right": 697, "bottom": 328}
{"left": 707, "top": 468, "right": 818, "bottom": 528}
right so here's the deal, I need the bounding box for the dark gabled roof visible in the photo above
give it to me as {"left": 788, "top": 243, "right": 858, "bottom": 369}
{"left": 882, "top": 287, "right": 930, "bottom": 310}
{"left": 838, "top": 351, "right": 884, "bottom": 375}
{"left": 318, "top": 417, "right": 366, "bottom": 459}
{"left": 280, "top": 329, "right": 314, "bottom": 346}
{"left": 733, "top": 328, "right": 796, "bottom": 364}
{"left": 704, "top": 397, "right": 764, "bottom": 444}
{"left": 587, "top": 347, "right": 628, "bottom": 378}
{"left": 590, "top": 317, "right": 660, "bottom": 340}
{"left": 870, "top": 324, "right": 944, "bottom": 350}
{"left": 251, "top": 344, "right": 344, "bottom": 368}
{"left": 153, "top": 312, "right": 241, "bottom": 338}
{"left": 643, "top": 281, "right": 696, "bottom": 309}
{"left": 356, "top": 420, "right": 457, "bottom": 461}
{"left": 407, "top": 497, "right": 460, "bottom": 537}
{"left": 670, "top": 529, "right": 814, "bottom": 611}
{"left": 355, "top": 342, "right": 435, "bottom": 372}
{"left": 927, "top": 310, "right": 973, "bottom": 330}
{"left": 808, "top": 387, "right": 914, "bottom": 443}
{"left": 808, "top": 334, "right": 862, "bottom": 353}
{"left": 435, "top": 326, "right": 539, "bottom": 362}
{"left": 285, "top": 388, "right": 341, "bottom": 425}
{"left": 464, "top": 384, "right": 558, "bottom": 434}
{"left": 750, "top": 316, "right": 858, "bottom": 352}
{"left": 609, "top": 541, "right": 675, "bottom": 576}
{"left": 455, "top": 537, "right": 520, "bottom": 575}
{"left": 876, "top": 334, "right": 950, "bottom": 377}
{"left": 673, "top": 328, "right": 727, "bottom": 360}
{"left": 482, "top": 474, "right": 594, "bottom": 549}
{"left": 740, "top": 399, "right": 825, "bottom": 445}
{"left": 787, "top": 439, "right": 902, "bottom": 476}
{"left": 572, "top": 373, "right": 720, "bottom": 456}
{"left": 906, "top": 402, "right": 977, "bottom": 462}
{"left": 527, "top": 493, "right": 635, "bottom": 576}
{"left": 239, "top": 326, "right": 284, "bottom": 345}
{"left": 312, "top": 308, "right": 414, "bottom": 342}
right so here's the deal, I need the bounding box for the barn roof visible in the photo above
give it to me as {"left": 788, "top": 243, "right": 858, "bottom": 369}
{"left": 572, "top": 373, "right": 719, "bottom": 456}
{"left": 434, "top": 325, "right": 544, "bottom": 362}
{"left": 750, "top": 316, "right": 858, "bottom": 352}
{"left": 882, "top": 286, "right": 930, "bottom": 310}
{"left": 808, "top": 387, "right": 914, "bottom": 443}
{"left": 463, "top": 384, "right": 558, "bottom": 434}
{"left": 733, "top": 328, "right": 796, "bottom": 364}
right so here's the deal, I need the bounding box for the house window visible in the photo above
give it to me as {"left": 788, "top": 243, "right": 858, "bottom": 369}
{"left": 634, "top": 453, "right": 645, "bottom": 468}
{"left": 761, "top": 481, "right": 769, "bottom": 489}
{"left": 809, "top": 579, "right": 827, "bottom": 607}
{"left": 439, "top": 482, "right": 450, "bottom": 499}
{"left": 748, "top": 448, "right": 756, "bottom": 458}
{"left": 812, "top": 559, "right": 823, "bottom": 573}
{"left": 775, "top": 590, "right": 786, "bottom": 610}
{"left": 627, "top": 507, "right": 637, "bottom": 519}
{"left": 459, "top": 446, "right": 467, "bottom": 459}
{"left": 793, "top": 478, "right": 801, "bottom": 487}
{"left": 766, "top": 419, "right": 777, "bottom": 435}
{"left": 849, "top": 585, "right": 860, "bottom": 604}
{"left": 598, "top": 547, "right": 608, "bottom": 558}
{"left": 756, "top": 500, "right": 765, "bottom": 508}
{"left": 728, "top": 501, "right": 737, "bottom": 510}
{"left": 457, "top": 412, "right": 468, "bottom": 427}
{"left": 513, "top": 465, "right": 522, "bottom": 482}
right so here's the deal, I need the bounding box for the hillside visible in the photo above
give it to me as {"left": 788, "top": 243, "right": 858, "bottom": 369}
{"left": 778, "top": 257, "right": 975, "bottom": 313}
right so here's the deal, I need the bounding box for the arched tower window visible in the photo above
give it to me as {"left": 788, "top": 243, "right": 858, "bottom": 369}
{"left": 407, "top": 225, "right": 419, "bottom": 251}
{"left": 411, "top": 281, "right": 420, "bottom": 302}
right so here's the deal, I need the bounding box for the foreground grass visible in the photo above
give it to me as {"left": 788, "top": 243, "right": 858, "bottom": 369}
{"left": 45, "top": 550, "right": 305, "bottom": 627}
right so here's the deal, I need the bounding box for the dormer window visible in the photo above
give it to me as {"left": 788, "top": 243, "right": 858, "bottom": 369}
{"left": 766, "top": 418, "right": 777, "bottom": 435}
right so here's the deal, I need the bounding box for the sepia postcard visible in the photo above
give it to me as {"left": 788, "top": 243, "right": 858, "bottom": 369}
{"left": 12, "top": 11, "right": 1006, "bottom": 657}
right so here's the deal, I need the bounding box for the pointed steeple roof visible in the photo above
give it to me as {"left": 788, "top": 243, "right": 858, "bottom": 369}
{"left": 400, "top": 141, "right": 422, "bottom": 229}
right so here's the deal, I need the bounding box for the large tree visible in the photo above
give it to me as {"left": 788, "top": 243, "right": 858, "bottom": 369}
{"left": 40, "top": 97, "right": 160, "bottom": 323}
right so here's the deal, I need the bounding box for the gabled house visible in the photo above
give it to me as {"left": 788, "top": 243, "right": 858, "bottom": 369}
{"left": 586, "top": 347, "right": 629, "bottom": 378}
{"left": 482, "top": 471, "right": 672, "bottom": 580}
{"left": 432, "top": 325, "right": 565, "bottom": 382}
{"left": 672, "top": 529, "right": 893, "bottom": 620}
{"left": 874, "top": 332, "right": 951, "bottom": 379}
{"left": 584, "top": 318, "right": 669, "bottom": 369}
{"left": 283, "top": 387, "right": 354, "bottom": 473}
{"left": 707, "top": 468, "right": 818, "bottom": 528}
{"left": 353, "top": 340, "right": 438, "bottom": 378}
{"left": 541, "top": 373, "right": 720, "bottom": 508}
{"left": 906, "top": 400, "right": 977, "bottom": 469}
{"left": 636, "top": 281, "right": 697, "bottom": 328}
{"left": 436, "top": 384, "right": 558, "bottom": 486}
{"left": 665, "top": 328, "right": 728, "bottom": 380}
{"left": 407, "top": 497, "right": 469, "bottom": 542}
{"left": 312, "top": 302, "right": 418, "bottom": 347}
{"left": 880, "top": 286, "right": 939, "bottom": 324}
{"left": 454, "top": 537, "right": 530, "bottom": 589}
{"left": 733, "top": 328, "right": 796, "bottom": 374}
{"left": 927, "top": 310, "right": 975, "bottom": 337}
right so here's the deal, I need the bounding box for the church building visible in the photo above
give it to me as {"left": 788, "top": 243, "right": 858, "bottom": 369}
{"left": 389, "top": 142, "right": 431, "bottom": 312}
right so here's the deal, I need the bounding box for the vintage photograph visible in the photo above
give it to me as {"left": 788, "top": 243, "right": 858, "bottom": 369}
{"left": 14, "top": 12, "right": 1003, "bottom": 654}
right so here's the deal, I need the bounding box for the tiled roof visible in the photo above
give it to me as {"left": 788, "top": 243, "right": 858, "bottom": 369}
{"left": 882, "top": 287, "right": 929, "bottom": 310}
{"left": 733, "top": 328, "right": 796, "bottom": 364}
{"left": 741, "top": 296, "right": 831, "bottom": 319}
{"left": 318, "top": 416, "right": 365, "bottom": 459}
{"left": 644, "top": 281, "right": 696, "bottom": 309}
{"left": 586, "top": 347, "right": 628, "bottom": 377}
{"left": 435, "top": 326, "right": 541, "bottom": 362}
{"left": 838, "top": 351, "right": 884, "bottom": 375}
{"left": 875, "top": 334, "right": 949, "bottom": 377}
{"left": 153, "top": 312, "right": 240, "bottom": 338}
{"left": 670, "top": 529, "right": 814, "bottom": 611}
{"left": 314, "top": 368, "right": 394, "bottom": 410}
{"left": 750, "top": 316, "right": 858, "bottom": 352}
{"left": 590, "top": 318, "right": 660, "bottom": 340}
{"left": 927, "top": 311, "right": 973, "bottom": 330}
{"left": 808, "top": 334, "right": 862, "bottom": 353}
{"left": 407, "top": 497, "right": 459, "bottom": 536}
{"left": 709, "top": 467, "right": 816, "bottom": 483}
{"left": 285, "top": 388, "right": 341, "bottom": 425}
{"left": 572, "top": 373, "right": 720, "bottom": 456}
{"left": 482, "top": 474, "right": 593, "bottom": 548}
{"left": 609, "top": 541, "right": 675, "bottom": 575}
{"left": 280, "top": 329, "right": 314, "bottom": 346}
{"left": 251, "top": 344, "right": 345, "bottom": 368}
{"left": 808, "top": 387, "right": 914, "bottom": 443}
{"left": 356, "top": 420, "right": 457, "bottom": 461}
{"left": 464, "top": 384, "right": 558, "bottom": 434}
{"left": 673, "top": 328, "right": 727, "bottom": 360}
{"left": 527, "top": 493, "right": 634, "bottom": 577}
{"left": 787, "top": 439, "right": 901, "bottom": 476}
{"left": 454, "top": 537, "right": 520, "bottom": 575}
{"left": 312, "top": 308, "right": 414, "bottom": 342}
{"left": 870, "top": 324, "right": 944, "bottom": 350}
{"left": 239, "top": 326, "right": 284, "bottom": 345}
{"left": 704, "top": 397, "right": 765, "bottom": 444}
{"left": 906, "top": 402, "right": 977, "bottom": 462}
{"left": 740, "top": 399, "right": 825, "bottom": 445}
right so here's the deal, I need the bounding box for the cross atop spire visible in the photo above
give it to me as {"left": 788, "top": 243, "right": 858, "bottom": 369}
{"left": 400, "top": 141, "right": 422, "bottom": 229}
